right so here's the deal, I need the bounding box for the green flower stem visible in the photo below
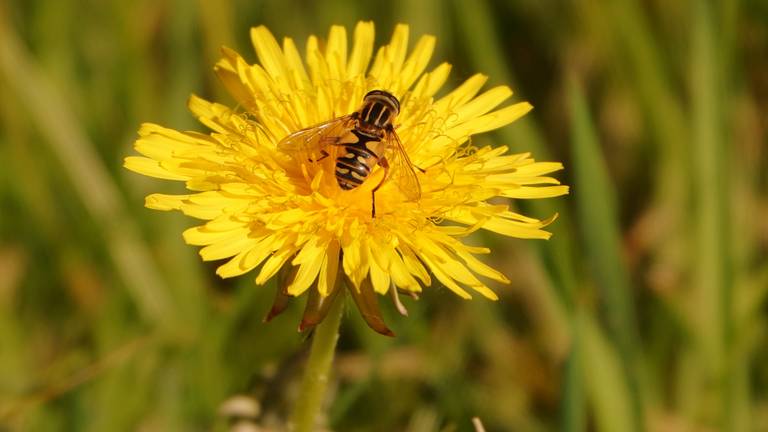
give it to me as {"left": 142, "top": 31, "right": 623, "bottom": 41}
{"left": 290, "top": 293, "right": 345, "bottom": 432}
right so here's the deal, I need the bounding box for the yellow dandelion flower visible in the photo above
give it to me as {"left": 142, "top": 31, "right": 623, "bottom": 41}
{"left": 124, "top": 22, "right": 568, "bottom": 335}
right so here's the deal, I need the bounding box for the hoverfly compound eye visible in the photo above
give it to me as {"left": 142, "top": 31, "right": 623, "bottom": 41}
{"left": 364, "top": 90, "right": 400, "bottom": 114}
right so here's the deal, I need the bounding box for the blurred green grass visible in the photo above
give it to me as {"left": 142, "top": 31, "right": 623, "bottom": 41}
{"left": 1, "top": 0, "right": 767, "bottom": 431}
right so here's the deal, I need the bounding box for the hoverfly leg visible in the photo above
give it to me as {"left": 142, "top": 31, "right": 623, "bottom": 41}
{"left": 371, "top": 157, "right": 390, "bottom": 218}
{"left": 308, "top": 149, "right": 330, "bottom": 163}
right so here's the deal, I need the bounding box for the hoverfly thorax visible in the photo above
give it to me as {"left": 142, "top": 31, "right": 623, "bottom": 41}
{"left": 357, "top": 90, "right": 400, "bottom": 134}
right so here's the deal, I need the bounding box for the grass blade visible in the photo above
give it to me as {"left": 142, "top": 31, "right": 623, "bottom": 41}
{"left": 690, "top": 2, "right": 733, "bottom": 428}
{"left": 569, "top": 79, "right": 642, "bottom": 431}
{"left": 0, "top": 9, "right": 174, "bottom": 327}
{"left": 579, "top": 312, "right": 635, "bottom": 432}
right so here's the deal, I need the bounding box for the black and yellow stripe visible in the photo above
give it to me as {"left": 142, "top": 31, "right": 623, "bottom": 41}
{"left": 335, "top": 130, "right": 378, "bottom": 190}
{"left": 360, "top": 101, "right": 391, "bottom": 127}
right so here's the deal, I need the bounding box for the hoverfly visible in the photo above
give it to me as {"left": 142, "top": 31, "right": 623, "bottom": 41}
{"left": 277, "top": 90, "right": 421, "bottom": 217}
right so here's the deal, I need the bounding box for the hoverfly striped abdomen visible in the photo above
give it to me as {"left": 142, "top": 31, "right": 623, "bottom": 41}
{"left": 335, "top": 130, "right": 379, "bottom": 190}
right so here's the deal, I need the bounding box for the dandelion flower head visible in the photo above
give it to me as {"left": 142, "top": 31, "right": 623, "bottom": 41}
{"left": 124, "top": 22, "right": 568, "bottom": 334}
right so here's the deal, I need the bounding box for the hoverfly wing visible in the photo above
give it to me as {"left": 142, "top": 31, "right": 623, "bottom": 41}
{"left": 277, "top": 115, "right": 356, "bottom": 164}
{"left": 383, "top": 130, "right": 421, "bottom": 201}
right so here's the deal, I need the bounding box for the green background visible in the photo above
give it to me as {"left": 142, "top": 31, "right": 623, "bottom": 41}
{"left": 1, "top": 0, "right": 766, "bottom": 430}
